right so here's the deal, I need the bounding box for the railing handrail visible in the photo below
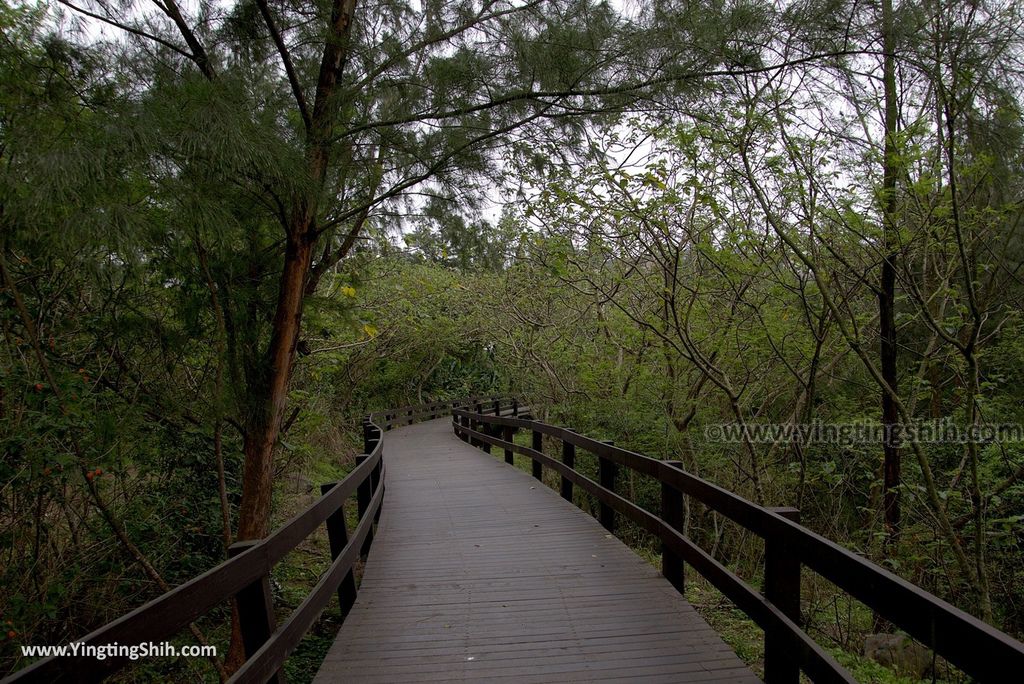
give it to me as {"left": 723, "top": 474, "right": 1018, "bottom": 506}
{"left": 3, "top": 396, "right": 506, "bottom": 684}
{"left": 453, "top": 409, "right": 1024, "bottom": 683}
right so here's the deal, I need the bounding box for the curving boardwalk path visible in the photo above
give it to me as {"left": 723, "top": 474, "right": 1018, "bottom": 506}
{"left": 314, "top": 418, "right": 758, "bottom": 683}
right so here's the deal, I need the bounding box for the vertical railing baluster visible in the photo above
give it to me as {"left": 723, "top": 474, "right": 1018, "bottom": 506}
{"left": 371, "top": 450, "right": 383, "bottom": 524}
{"left": 531, "top": 428, "right": 543, "bottom": 481}
{"left": 321, "top": 484, "right": 358, "bottom": 616}
{"left": 477, "top": 404, "right": 490, "bottom": 454}
{"left": 503, "top": 425, "right": 514, "bottom": 465}
{"left": 764, "top": 506, "right": 801, "bottom": 684}
{"left": 512, "top": 398, "right": 518, "bottom": 417}
{"left": 471, "top": 402, "right": 482, "bottom": 448}
{"left": 660, "top": 460, "right": 685, "bottom": 593}
{"left": 598, "top": 441, "right": 617, "bottom": 533}
{"left": 228, "top": 540, "right": 282, "bottom": 684}
{"left": 362, "top": 419, "right": 373, "bottom": 454}
{"left": 355, "top": 454, "right": 373, "bottom": 557}
{"left": 561, "top": 430, "right": 575, "bottom": 502}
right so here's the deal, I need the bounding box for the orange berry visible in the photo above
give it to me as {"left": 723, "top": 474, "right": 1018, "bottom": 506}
{"left": 7, "top": 630, "right": 15, "bottom": 639}
{"left": 85, "top": 472, "right": 94, "bottom": 481}
{"left": 95, "top": 468, "right": 102, "bottom": 476}
{"left": 34, "top": 383, "right": 43, "bottom": 392}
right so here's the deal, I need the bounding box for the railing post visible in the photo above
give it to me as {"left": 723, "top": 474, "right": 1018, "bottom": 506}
{"left": 531, "top": 427, "right": 543, "bottom": 481}
{"left": 321, "top": 484, "right": 358, "bottom": 616}
{"left": 598, "top": 441, "right": 618, "bottom": 533}
{"left": 355, "top": 454, "right": 374, "bottom": 557}
{"left": 407, "top": 407, "right": 413, "bottom": 425}
{"left": 470, "top": 404, "right": 481, "bottom": 447}
{"left": 512, "top": 398, "right": 518, "bottom": 417}
{"left": 660, "top": 460, "right": 685, "bottom": 593}
{"left": 493, "top": 398, "right": 500, "bottom": 416}
{"left": 362, "top": 419, "right": 376, "bottom": 455}
{"left": 371, "top": 452, "right": 383, "bottom": 524}
{"left": 503, "top": 425, "right": 514, "bottom": 465}
{"left": 561, "top": 431, "right": 575, "bottom": 502}
{"left": 477, "top": 404, "right": 491, "bottom": 454}
{"left": 228, "top": 540, "right": 282, "bottom": 684}
{"left": 765, "top": 506, "right": 801, "bottom": 684}
{"left": 460, "top": 414, "right": 469, "bottom": 442}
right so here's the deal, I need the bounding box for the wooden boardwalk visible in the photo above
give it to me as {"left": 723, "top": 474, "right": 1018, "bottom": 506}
{"left": 314, "top": 418, "right": 758, "bottom": 683}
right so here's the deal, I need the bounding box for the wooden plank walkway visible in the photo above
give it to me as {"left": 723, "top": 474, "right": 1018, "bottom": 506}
{"left": 314, "top": 418, "right": 758, "bottom": 683}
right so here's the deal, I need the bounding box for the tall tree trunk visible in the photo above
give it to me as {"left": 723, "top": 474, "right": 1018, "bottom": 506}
{"left": 228, "top": 5, "right": 359, "bottom": 671}
{"left": 236, "top": 232, "right": 315, "bottom": 540}
{"left": 227, "top": 211, "right": 317, "bottom": 673}
{"left": 880, "top": 0, "right": 902, "bottom": 549}
{"left": 234, "top": 0, "right": 358, "bottom": 542}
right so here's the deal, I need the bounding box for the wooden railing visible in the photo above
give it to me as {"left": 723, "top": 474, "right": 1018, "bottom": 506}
{"left": 3, "top": 396, "right": 501, "bottom": 684}
{"left": 367, "top": 394, "right": 509, "bottom": 431}
{"left": 453, "top": 408, "right": 1024, "bottom": 683}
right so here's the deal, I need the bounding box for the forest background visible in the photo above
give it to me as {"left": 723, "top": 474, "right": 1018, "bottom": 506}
{"left": 2, "top": 0, "right": 1024, "bottom": 681}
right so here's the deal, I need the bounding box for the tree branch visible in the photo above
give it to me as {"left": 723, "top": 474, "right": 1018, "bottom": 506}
{"left": 55, "top": 0, "right": 194, "bottom": 62}
{"left": 254, "top": 0, "right": 311, "bottom": 133}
